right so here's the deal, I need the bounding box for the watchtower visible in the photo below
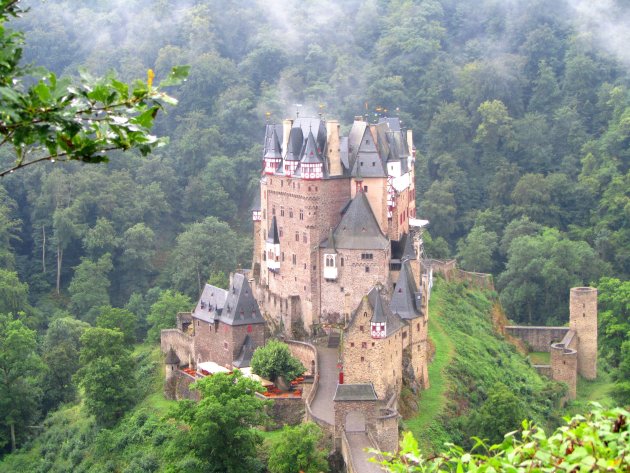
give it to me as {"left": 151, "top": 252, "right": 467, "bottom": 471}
{"left": 569, "top": 287, "right": 597, "bottom": 380}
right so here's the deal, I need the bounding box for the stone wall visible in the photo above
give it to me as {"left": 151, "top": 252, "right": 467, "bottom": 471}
{"left": 165, "top": 370, "right": 200, "bottom": 401}
{"left": 161, "top": 329, "right": 193, "bottom": 367}
{"left": 261, "top": 394, "right": 306, "bottom": 428}
{"left": 550, "top": 341, "right": 578, "bottom": 400}
{"left": 504, "top": 326, "right": 570, "bottom": 352}
{"left": 569, "top": 287, "right": 598, "bottom": 380}
{"left": 333, "top": 399, "right": 378, "bottom": 444}
{"left": 534, "top": 365, "right": 552, "bottom": 377}
{"left": 286, "top": 340, "right": 317, "bottom": 376}
{"left": 320, "top": 247, "right": 391, "bottom": 325}
{"left": 374, "top": 408, "right": 399, "bottom": 453}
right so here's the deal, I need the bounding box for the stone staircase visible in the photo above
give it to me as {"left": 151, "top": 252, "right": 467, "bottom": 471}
{"left": 327, "top": 331, "right": 341, "bottom": 348}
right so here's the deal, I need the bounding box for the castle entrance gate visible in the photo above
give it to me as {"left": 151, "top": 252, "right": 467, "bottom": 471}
{"left": 345, "top": 411, "right": 366, "bottom": 432}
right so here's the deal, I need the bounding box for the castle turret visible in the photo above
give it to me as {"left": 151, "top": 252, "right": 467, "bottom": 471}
{"left": 164, "top": 347, "right": 180, "bottom": 399}
{"left": 297, "top": 131, "right": 325, "bottom": 180}
{"left": 569, "top": 287, "right": 598, "bottom": 380}
{"left": 263, "top": 127, "right": 282, "bottom": 174}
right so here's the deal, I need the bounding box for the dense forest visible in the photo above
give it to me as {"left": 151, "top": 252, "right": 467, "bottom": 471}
{"left": 0, "top": 0, "right": 629, "bottom": 469}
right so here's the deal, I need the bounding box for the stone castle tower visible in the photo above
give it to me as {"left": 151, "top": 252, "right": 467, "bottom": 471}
{"left": 569, "top": 287, "right": 598, "bottom": 380}
{"left": 250, "top": 115, "right": 427, "bottom": 337}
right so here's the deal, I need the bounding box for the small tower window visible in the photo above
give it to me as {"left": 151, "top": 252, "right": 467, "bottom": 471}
{"left": 303, "top": 233, "right": 307, "bottom": 243}
{"left": 365, "top": 266, "right": 370, "bottom": 273}
{"left": 299, "top": 209, "right": 304, "bottom": 220}
{"left": 280, "top": 206, "right": 285, "bottom": 216}
{"left": 289, "top": 208, "right": 293, "bottom": 218}
{"left": 295, "top": 231, "right": 299, "bottom": 242}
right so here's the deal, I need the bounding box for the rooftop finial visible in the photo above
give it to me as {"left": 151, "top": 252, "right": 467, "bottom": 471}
{"left": 294, "top": 103, "right": 302, "bottom": 118}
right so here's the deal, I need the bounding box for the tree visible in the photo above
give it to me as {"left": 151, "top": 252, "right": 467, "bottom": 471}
{"left": 146, "top": 290, "right": 191, "bottom": 342}
{"left": 0, "top": 314, "right": 43, "bottom": 452}
{"left": 420, "top": 180, "right": 457, "bottom": 238}
{"left": 456, "top": 225, "right": 498, "bottom": 273}
{"left": 464, "top": 384, "right": 526, "bottom": 446}
{"left": 95, "top": 306, "right": 138, "bottom": 345}
{"left": 68, "top": 253, "right": 113, "bottom": 323}
{"left": 251, "top": 340, "right": 305, "bottom": 383}
{"left": 597, "top": 277, "right": 630, "bottom": 404}
{"left": 267, "top": 423, "right": 329, "bottom": 473}
{"left": 498, "top": 228, "right": 606, "bottom": 324}
{"left": 169, "top": 217, "right": 246, "bottom": 297}
{"left": 76, "top": 327, "right": 135, "bottom": 427}
{"left": 0, "top": 2, "right": 188, "bottom": 177}
{"left": 41, "top": 316, "right": 89, "bottom": 412}
{"left": 173, "top": 371, "right": 269, "bottom": 472}
{"left": 0, "top": 269, "right": 28, "bottom": 315}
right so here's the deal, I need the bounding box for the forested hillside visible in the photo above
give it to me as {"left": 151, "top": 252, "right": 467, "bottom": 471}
{"left": 0, "top": 0, "right": 629, "bottom": 463}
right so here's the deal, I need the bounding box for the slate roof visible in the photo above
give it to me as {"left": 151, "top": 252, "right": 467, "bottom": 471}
{"left": 251, "top": 192, "right": 261, "bottom": 212}
{"left": 390, "top": 261, "right": 422, "bottom": 320}
{"left": 351, "top": 127, "right": 387, "bottom": 178}
{"left": 332, "top": 192, "right": 388, "bottom": 250}
{"left": 334, "top": 383, "right": 378, "bottom": 401}
{"left": 264, "top": 128, "right": 282, "bottom": 159}
{"left": 391, "top": 233, "right": 415, "bottom": 261}
{"left": 232, "top": 335, "right": 256, "bottom": 368}
{"left": 267, "top": 216, "right": 280, "bottom": 244}
{"left": 263, "top": 124, "right": 283, "bottom": 158}
{"left": 301, "top": 131, "right": 323, "bottom": 164}
{"left": 367, "top": 286, "right": 404, "bottom": 336}
{"left": 285, "top": 127, "right": 303, "bottom": 161}
{"left": 165, "top": 347, "right": 180, "bottom": 365}
{"left": 347, "top": 120, "right": 368, "bottom": 169}
{"left": 192, "top": 273, "right": 264, "bottom": 326}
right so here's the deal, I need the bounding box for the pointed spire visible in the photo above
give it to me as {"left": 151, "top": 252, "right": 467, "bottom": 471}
{"left": 165, "top": 347, "right": 180, "bottom": 365}
{"left": 301, "top": 131, "right": 323, "bottom": 164}
{"left": 267, "top": 216, "right": 280, "bottom": 244}
{"left": 264, "top": 128, "right": 282, "bottom": 159}
{"left": 371, "top": 289, "right": 387, "bottom": 324}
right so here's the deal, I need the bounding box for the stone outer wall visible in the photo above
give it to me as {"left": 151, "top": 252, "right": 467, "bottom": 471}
{"left": 320, "top": 247, "right": 391, "bottom": 325}
{"left": 569, "top": 287, "right": 597, "bottom": 380}
{"left": 551, "top": 342, "right": 578, "bottom": 400}
{"left": 161, "top": 329, "right": 193, "bottom": 367}
{"left": 286, "top": 340, "right": 317, "bottom": 376}
{"left": 257, "top": 393, "right": 306, "bottom": 428}
{"left": 504, "top": 326, "right": 570, "bottom": 352}
{"left": 374, "top": 408, "right": 399, "bottom": 453}
{"left": 534, "top": 365, "right": 552, "bottom": 377}
{"left": 164, "top": 370, "right": 200, "bottom": 401}
{"left": 343, "top": 297, "right": 403, "bottom": 400}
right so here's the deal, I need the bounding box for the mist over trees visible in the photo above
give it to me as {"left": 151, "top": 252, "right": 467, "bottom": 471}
{"left": 0, "top": 0, "right": 629, "bottom": 464}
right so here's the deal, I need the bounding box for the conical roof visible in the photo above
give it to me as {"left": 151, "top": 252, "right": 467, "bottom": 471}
{"left": 301, "top": 131, "right": 323, "bottom": 164}
{"left": 333, "top": 193, "right": 388, "bottom": 250}
{"left": 351, "top": 127, "right": 386, "bottom": 177}
{"left": 165, "top": 347, "right": 180, "bottom": 365}
{"left": 285, "top": 127, "right": 303, "bottom": 161}
{"left": 267, "top": 216, "right": 280, "bottom": 244}
{"left": 264, "top": 128, "right": 282, "bottom": 159}
{"left": 366, "top": 286, "right": 404, "bottom": 336}
{"left": 390, "top": 260, "right": 421, "bottom": 320}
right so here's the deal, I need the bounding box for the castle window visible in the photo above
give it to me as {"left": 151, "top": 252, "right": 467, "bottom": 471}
{"left": 417, "top": 323, "right": 420, "bottom": 331}
{"left": 360, "top": 161, "right": 364, "bottom": 166}
{"left": 272, "top": 206, "right": 276, "bottom": 216}
{"left": 364, "top": 185, "right": 368, "bottom": 192}
{"left": 299, "top": 209, "right": 304, "bottom": 220}
{"left": 340, "top": 287, "right": 344, "bottom": 292}
{"left": 281, "top": 180, "right": 283, "bottom": 187}
{"left": 350, "top": 342, "right": 354, "bottom": 347}
{"left": 361, "top": 356, "right": 365, "bottom": 362}
{"left": 325, "top": 255, "right": 335, "bottom": 267}
{"left": 263, "top": 251, "right": 266, "bottom": 261}
{"left": 360, "top": 325, "right": 364, "bottom": 332}
{"left": 280, "top": 206, "right": 285, "bottom": 216}
{"left": 247, "top": 325, "right": 252, "bottom": 333}
{"left": 372, "top": 162, "right": 375, "bottom": 167}
{"left": 372, "top": 342, "right": 375, "bottom": 347}
{"left": 292, "top": 254, "right": 297, "bottom": 265}
{"left": 361, "top": 342, "right": 367, "bottom": 349}
{"left": 289, "top": 208, "right": 293, "bottom": 218}
{"left": 341, "top": 258, "right": 344, "bottom": 266}
{"left": 281, "top": 252, "right": 285, "bottom": 261}
{"left": 303, "top": 233, "right": 307, "bottom": 243}
{"left": 224, "top": 341, "right": 228, "bottom": 350}
{"left": 295, "top": 231, "right": 299, "bottom": 242}
{"left": 279, "top": 228, "right": 283, "bottom": 237}
{"left": 365, "top": 266, "right": 370, "bottom": 273}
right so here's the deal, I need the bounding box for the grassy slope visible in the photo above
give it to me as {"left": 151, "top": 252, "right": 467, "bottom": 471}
{"left": 404, "top": 279, "right": 565, "bottom": 453}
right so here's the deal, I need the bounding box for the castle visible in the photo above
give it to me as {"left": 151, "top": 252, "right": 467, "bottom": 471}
{"left": 162, "top": 114, "right": 431, "bottom": 402}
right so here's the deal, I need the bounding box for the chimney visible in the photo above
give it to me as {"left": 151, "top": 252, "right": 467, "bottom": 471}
{"left": 407, "top": 129, "right": 414, "bottom": 158}
{"left": 282, "top": 119, "right": 293, "bottom": 156}
{"left": 326, "top": 120, "right": 342, "bottom": 176}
